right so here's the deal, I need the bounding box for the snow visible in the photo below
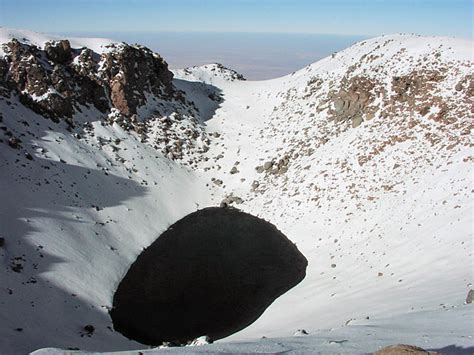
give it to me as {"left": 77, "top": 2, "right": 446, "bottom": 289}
{"left": 0, "top": 27, "right": 117, "bottom": 56}
{"left": 0, "top": 28, "right": 472, "bottom": 354}
{"left": 27, "top": 88, "right": 64, "bottom": 102}
{"left": 32, "top": 306, "right": 474, "bottom": 354}
{"left": 174, "top": 63, "right": 245, "bottom": 86}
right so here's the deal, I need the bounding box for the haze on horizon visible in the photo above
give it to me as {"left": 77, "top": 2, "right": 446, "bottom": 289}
{"left": 0, "top": 0, "right": 472, "bottom": 79}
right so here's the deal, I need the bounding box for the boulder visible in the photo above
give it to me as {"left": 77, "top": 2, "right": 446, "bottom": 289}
{"left": 263, "top": 161, "right": 273, "bottom": 170}
{"left": 44, "top": 40, "right": 72, "bottom": 64}
{"left": 352, "top": 113, "right": 363, "bottom": 128}
{"left": 466, "top": 289, "right": 473, "bottom": 304}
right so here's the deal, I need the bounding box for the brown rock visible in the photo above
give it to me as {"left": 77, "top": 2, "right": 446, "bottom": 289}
{"left": 44, "top": 40, "right": 72, "bottom": 64}
{"left": 329, "top": 76, "right": 376, "bottom": 123}
{"left": 373, "top": 344, "right": 432, "bottom": 354}
{"left": 352, "top": 114, "right": 363, "bottom": 128}
{"left": 101, "top": 44, "right": 174, "bottom": 116}
{"left": 0, "top": 39, "right": 179, "bottom": 122}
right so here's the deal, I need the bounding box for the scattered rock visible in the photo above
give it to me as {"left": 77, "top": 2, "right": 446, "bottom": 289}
{"left": 212, "top": 179, "right": 223, "bottom": 186}
{"left": 251, "top": 180, "right": 260, "bottom": 189}
{"left": 419, "top": 106, "right": 430, "bottom": 116}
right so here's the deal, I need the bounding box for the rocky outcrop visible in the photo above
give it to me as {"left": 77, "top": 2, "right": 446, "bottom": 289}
{"left": 100, "top": 44, "right": 174, "bottom": 116}
{"left": 328, "top": 76, "right": 379, "bottom": 127}
{"left": 373, "top": 344, "right": 435, "bottom": 354}
{"left": 326, "top": 67, "right": 470, "bottom": 129}
{"left": 44, "top": 40, "right": 72, "bottom": 64}
{"left": 0, "top": 39, "right": 176, "bottom": 121}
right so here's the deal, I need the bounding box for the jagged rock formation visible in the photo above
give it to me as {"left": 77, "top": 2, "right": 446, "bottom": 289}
{"left": 100, "top": 44, "right": 175, "bottom": 116}
{"left": 0, "top": 37, "right": 213, "bottom": 164}
{"left": 0, "top": 39, "right": 176, "bottom": 121}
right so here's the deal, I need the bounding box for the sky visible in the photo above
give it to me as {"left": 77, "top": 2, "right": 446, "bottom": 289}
{"left": 1, "top": 0, "right": 472, "bottom": 38}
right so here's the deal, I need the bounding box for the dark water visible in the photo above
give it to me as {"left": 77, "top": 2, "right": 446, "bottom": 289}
{"left": 59, "top": 31, "right": 367, "bottom": 80}
{"left": 110, "top": 207, "right": 307, "bottom": 345}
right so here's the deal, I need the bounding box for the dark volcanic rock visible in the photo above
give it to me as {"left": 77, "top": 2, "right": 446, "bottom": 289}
{"left": 44, "top": 40, "right": 72, "bottom": 64}
{"left": 110, "top": 207, "right": 307, "bottom": 345}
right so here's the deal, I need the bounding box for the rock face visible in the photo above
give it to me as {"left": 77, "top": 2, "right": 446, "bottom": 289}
{"left": 101, "top": 45, "right": 174, "bottom": 116}
{"left": 44, "top": 40, "right": 72, "bottom": 64}
{"left": 0, "top": 39, "right": 175, "bottom": 120}
{"left": 110, "top": 207, "right": 307, "bottom": 345}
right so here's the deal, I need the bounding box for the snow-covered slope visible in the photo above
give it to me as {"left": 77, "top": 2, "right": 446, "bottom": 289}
{"left": 0, "top": 28, "right": 473, "bottom": 354}
{"left": 30, "top": 306, "right": 474, "bottom": 354}
{"left": 174, "top": 63, "right": 246, "bottom": 85}
{"left": 179, "top": 34, "right": 473, "bottom": 343}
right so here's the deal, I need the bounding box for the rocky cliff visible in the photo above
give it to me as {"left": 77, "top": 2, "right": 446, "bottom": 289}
{"left": 0, "top": 39, "right": 178, "bottom": 121}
